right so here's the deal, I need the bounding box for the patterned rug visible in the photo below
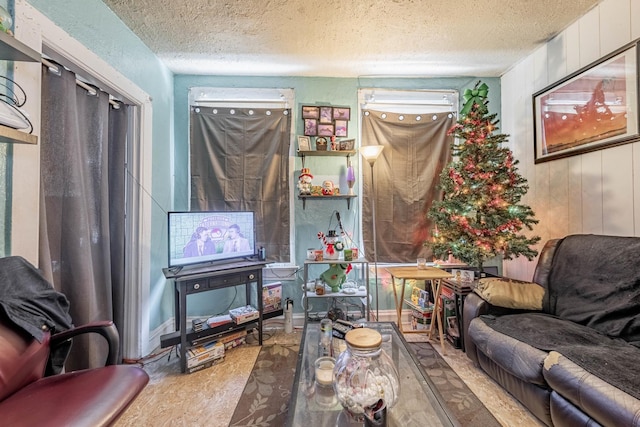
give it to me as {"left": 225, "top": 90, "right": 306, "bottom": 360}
{"left": 229, "top": 340, "right": 499, "bottom": 426}
{"left": 229, "top": 342, "right": 300, "bottom": 426}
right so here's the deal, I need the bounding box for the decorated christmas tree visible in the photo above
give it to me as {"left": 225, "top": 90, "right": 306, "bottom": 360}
{"left": 427, "top": 81, "right": 540, "bottom": 271}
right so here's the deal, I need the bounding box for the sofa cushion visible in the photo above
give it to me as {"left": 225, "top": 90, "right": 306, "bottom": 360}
{"left": 544, "top": 351, "right": 640, "bottom": 427}
{"left": 468, "top": 317, "right": 548, "bottom": 386}
{"left": 546, "top": 234, "right": 640, "bottom": 347}
{"left": 474, "top": 277, "right": 544, "bottom": 310}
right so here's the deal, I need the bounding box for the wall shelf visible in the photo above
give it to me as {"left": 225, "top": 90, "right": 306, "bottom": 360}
{"left": 297, "top": 150, "right": 355, "bottom": 157}
{"left": 0, "top": 31, "right": 40, "bottom": 62}
{"left": 298, "top": 194, "right": 356, "bottom": 210}
{"left": 0, "top": 124, "right": 36, "bottom": 144}
{"left": 0, "top": 31, "right": 40, "bottom": 145}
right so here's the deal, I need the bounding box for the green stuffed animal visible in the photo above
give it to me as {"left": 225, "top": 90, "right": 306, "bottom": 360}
{"left": 320, "top": 263, "right": 348, "bottom": 292}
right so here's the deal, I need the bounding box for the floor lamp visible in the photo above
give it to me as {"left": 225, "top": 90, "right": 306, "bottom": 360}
{"left": 360, "top": 145, "right": 384, "bottom": 320}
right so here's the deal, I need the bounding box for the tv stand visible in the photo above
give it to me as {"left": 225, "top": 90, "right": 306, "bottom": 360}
{"left": 161, "top": 260, "right": 277, "bottom": 373}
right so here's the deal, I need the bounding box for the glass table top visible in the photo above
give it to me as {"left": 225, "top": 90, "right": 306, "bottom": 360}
{"left": 286, "top": 321, "right": 456, "bottom": 426}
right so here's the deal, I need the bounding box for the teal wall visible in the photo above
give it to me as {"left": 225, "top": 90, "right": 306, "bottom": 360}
{"left": 25, "top": 0, "right": 174, "bottom": 330}
{"left": 174, "top": 75, "right": 501, "bottom": 317}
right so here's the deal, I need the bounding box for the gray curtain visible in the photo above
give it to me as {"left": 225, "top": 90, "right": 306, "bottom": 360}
{"left": 361, "top": 110, "right": 455, "bottom": 262}
{"left": 190, "top": 107, "right": 291, "bottom": 262}
{"left": 39, "top": 64, "right": 128, "bottom": 370}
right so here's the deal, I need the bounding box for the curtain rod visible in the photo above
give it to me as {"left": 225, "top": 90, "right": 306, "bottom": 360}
{"left": 41, "top": 58, "right": 120, "bottom": 109}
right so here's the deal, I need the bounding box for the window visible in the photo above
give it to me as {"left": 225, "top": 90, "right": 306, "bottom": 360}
{"left": 358, "top": 89, "right": 458, "bottom": 262}
{"left": 189, "top": 88, "right": 295, "bottom": 263}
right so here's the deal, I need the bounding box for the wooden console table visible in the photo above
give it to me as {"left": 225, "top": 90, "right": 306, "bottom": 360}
{"left": 386, "top": 266, "right": 452, "bottom": 353}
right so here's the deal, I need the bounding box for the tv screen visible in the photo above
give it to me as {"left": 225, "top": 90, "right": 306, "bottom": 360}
{"left": 168, "top": 211, "right": 256, "bottom": 268}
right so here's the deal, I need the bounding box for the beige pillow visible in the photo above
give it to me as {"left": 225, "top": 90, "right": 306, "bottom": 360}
{"left": 474, "top": 277, "right": 544, "bottom": 310}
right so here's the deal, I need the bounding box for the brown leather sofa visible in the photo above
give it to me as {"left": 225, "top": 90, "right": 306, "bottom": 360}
{"left": 463, "top": 234, "right": 640, "bottom": 427}
{"left": 0, "top": 317, "right": 149, "bottom": 426}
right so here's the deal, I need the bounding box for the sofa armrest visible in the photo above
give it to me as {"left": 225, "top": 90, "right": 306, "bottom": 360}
{"left": 50, "top": 321, "right": 119, "bottom": 367}
{"left": 463, "top": 293, "right": 490, "bottom": 365}
{"left": 463, "top": 291, "right": 537, "bottom": 365}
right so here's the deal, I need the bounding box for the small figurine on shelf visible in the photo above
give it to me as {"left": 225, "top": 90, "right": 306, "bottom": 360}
{"left": 330, "top": 136, "right": 338, "bottom": 151}
{"left": 298, "top": 168, "right": 313, "bottom": 195}
{"left": 321, "top": 180, "right": 335, "bottom": 196}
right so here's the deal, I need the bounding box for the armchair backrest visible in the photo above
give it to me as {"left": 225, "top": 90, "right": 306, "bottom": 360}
{"left": 0, "top": 319, "right": 50, "bottom": 402}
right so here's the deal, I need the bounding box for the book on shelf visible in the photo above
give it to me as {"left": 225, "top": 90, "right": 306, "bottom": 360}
{"left": 207, "top": 314, "right": 233, "bottom": 328}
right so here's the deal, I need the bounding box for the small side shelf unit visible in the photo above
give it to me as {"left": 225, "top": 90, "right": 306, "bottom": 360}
{"left": 160, "top": 260, "right": 282, "bottom": 373}
{"left": 297, "top": 149, "right": 357, "bottom": 210}
{"left": 303, "top": 257, "right": 370, "bottom": 321}
{"left": 0, "top": 31, "right": 40, "bottom": 145}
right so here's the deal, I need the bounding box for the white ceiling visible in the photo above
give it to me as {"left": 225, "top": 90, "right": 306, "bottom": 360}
{"left": 102, "top": 0, "right": 602, "bottom": 77}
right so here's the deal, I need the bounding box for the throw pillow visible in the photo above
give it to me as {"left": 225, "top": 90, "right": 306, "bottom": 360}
{"left": 474, "top": 277, "right": 545, "bottom": 310}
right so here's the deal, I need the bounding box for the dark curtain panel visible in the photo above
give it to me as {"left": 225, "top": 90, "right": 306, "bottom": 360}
{"left": 190, "top": 107, "right": 291, "bottom": 262}
{"left": 39, "top": 65, "right": 128, "bottom": 369}
{"left": 361, "top": 110, "right": 455, "bottom": 262}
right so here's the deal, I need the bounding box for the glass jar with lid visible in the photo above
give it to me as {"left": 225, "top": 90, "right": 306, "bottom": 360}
{"left": 332, "top": 327, "right": 400, "bottom": 415}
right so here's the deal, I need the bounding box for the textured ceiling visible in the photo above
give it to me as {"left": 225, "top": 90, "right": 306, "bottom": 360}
{"left": 102, "top": 0, "right": 601, "bottom": 77}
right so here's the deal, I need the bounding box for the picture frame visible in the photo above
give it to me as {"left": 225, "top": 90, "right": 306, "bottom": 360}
{"left": 302, "top": 106, "right": 320, "bottom": 119}
{"left": 339, "top": 138, "right": 355, "bottom": 151}
{"left": 333, "top": 107, "right": 351, "bottom": 120}
{"left": 317, "top": 123, "right": 334, "bottom": 136}
{"left": 319, "top": 106, "right": 333, "bottom": 124}
{"left": 452, "top": 269, "right": 474, "bottom": 283}
{"left": 304, "top": 119, "right": 318, "bottom": 136}
{"left": 533, "top": 41, "right": 639, "bottom": 163}
{"left": 335, "top": 119, "right": 348, "bottom": 137}
{"left": 298, "top": 136, "right": 311, "bottom": 151}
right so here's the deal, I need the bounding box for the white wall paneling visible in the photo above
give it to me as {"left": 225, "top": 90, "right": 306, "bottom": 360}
{"left": 601, "top": 144, "right": 634, "bottom": 236}
{"left": 579, "top": 6, "right": 602, "bottom": 67}
{"left": 547, "top": 32, "right": 567, "bottom": 85}
{"left": 567, "top": 156, "right": 583, "bottom": 235}
{"left": 632, "top": 0, "right": 640, "bottom": 39}
{"left": 600, "top": 0, "right": 631, "bottom": 54}
{"left": 565, "top": 22, "right": 582, "bottom": 74}
{"left": 634, "top": 143, "right": 640, "bottom": 232}
{"left": 502, "top": 0, "right": 637, "bottom": 281}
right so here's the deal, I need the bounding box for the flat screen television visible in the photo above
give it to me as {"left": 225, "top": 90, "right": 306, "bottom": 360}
{"left": 168, "top": 211, "right": 256, "bottom": 268}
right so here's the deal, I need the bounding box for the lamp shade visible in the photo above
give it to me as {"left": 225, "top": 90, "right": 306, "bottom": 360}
{"left": 360, "top": 145, "right": 384, "bottom": 166}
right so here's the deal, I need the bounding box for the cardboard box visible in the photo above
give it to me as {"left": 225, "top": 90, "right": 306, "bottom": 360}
{"left": 263, "top": 282, "right": 282, "bottom": 313}
{"left": 186, "top": 340, "right": 224, "bottom": 368}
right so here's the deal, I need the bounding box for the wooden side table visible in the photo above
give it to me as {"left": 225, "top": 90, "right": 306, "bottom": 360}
{"left": 385, "top": 266, "right": 452, "bottom": 353}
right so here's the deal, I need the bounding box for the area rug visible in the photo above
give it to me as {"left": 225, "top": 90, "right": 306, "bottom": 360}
{"left": 229, "top": 342, "right": 300, "bottom": 427}
{"left": 409, "top": 342, "right": 500, "bottom": 426}
{"left": 229, "top": 340, "right": 499, "bottom": 426}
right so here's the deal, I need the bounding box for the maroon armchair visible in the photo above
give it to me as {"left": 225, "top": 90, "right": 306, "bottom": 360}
{"left": 0, "top": 317, "right": 149, "bottom": 426}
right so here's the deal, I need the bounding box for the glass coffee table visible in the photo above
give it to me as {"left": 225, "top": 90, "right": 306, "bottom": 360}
{"left": 286, "top": 322, "right": 456, "bottom": 426}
